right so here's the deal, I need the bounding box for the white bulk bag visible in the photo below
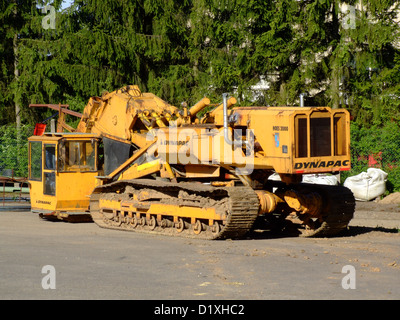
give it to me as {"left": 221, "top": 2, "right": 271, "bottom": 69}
{"left": 343, "top": 168, "right": 387, "bottom": 201}
{"left": 302, "top": 174, "right": 339, "bottom": 185}
{"left": 267, "top": 173, "right": 338, "bottom": 193}
{"left": 268, "top": 173, "right": 338, "bottom": 185}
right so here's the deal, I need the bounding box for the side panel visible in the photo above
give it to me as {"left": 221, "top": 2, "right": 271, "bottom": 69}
{"left": 54, "top": 171, "right": 99, "bottom": 211}
{"left": 217, "top": 106, "right": 351, "bottom": 174}
{"left": 156, "top": 127, "right": 254, "bottom": 171}
{"left": 249, "top": 111, "right": 293, "bottom": 173}
{"left": 30, "top": 172, "right": 99, "bottom": 212}
{"left": 30, "top": 181, "right": 57, "bottom": 211}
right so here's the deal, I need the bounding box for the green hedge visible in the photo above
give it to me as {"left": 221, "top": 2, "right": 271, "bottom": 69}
{"left": 343, "top": 121, "right": 400, "bottom": 193}
{"left": 0, "top": 125, "right": 33, "bottom": 178}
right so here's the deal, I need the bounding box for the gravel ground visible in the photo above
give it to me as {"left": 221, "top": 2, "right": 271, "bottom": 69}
{"left": 0, "top": 198, "right": 399, "bottom": 301}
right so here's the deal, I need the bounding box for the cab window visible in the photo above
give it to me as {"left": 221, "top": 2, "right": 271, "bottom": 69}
{"left": 44, "top": 144, "right": 56, "bottom": 170}
{"left": 29, "top": 141, "right": 42, "bottom": 180}
{"left": 58, "top": 140, "right": 96, "bottom": 172}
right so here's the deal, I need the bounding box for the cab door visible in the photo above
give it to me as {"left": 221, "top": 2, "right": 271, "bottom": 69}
{"left": 28, "top": 136, "right": 60, "bottom": 212}
{"left": 43, "top": 144, "right": 56, "bottom": 196}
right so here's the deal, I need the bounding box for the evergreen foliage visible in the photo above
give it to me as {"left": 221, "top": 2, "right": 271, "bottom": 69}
{"left": 0, "top": 0, "right": 399, "bottom": 184}
{"left": 0, "top": 0, "right": 399, "bottom": 123}
{"left": 346, "top": 121, "right": 400, "bottom": 192}
{"left": 0, "top": 124, "right": 31, "bottom": 176}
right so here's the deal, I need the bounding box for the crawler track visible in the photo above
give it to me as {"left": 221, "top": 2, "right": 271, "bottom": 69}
{"left": 288, "top": 183, "right": 355, "bottom": 237}
{"left": 305, "top": 183, "right": 355, "bottom": 237}
{"left": 89, "top": 179, "right": 355, "bottom": 239}
{"left": 89, "top": 179, "right": 260, "bottom": 239}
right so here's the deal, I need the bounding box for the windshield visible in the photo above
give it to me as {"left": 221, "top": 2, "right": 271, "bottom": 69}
{"left": 58, "top": 140, "right": 96, "bottom": 172}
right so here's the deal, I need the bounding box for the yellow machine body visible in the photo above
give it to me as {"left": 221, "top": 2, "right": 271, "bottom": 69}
{"left": 155, "top": 106, "right": 351, "bottom": 175}
{"left": 28, "top": 85, "right": 354, "bottom": 238}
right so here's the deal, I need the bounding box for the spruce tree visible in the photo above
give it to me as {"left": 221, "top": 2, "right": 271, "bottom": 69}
{"left": 1, "top": 0, "right": 399, "bottom": 126}
{"left": 333, "top": 0, "right": 400, "bottom": 124}
{"left": 10, "top": 0, "right": 194, "bottom": 120}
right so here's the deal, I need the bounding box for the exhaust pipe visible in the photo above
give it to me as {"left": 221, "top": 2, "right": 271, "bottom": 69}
{"left": 299, "top": 93, "right": 307, "bottom": 107}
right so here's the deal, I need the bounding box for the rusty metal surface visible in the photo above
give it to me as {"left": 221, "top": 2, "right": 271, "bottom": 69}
{"left": 29, "top": 104, "right": 83, "bottom": 118}
{"left": 0, "top": 176, "right": 29, "bottom": 206}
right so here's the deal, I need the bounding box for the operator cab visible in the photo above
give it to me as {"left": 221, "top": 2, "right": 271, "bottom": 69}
{"left": 28, "top": 133, "right": 102, "bottom": 221}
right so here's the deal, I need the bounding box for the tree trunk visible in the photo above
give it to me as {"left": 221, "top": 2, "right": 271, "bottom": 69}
{"left": 13, "top": 2, "right": 21, "bottom": 174}
{"left": 13, "top": 32, "right": 21, "bottom": 131}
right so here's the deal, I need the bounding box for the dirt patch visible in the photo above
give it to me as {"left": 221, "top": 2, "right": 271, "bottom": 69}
{"left": 379, "top": 192, "right": 400, "bottom": 204}
{"left": 355, "top": 200, "right": 400, "bottom": 213}
{"left": 351, "top": 196, "right": 400, "bottom": 231}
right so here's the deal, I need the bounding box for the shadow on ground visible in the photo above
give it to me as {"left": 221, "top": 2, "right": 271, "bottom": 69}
{"left": 247, "top": 225, "right": 399, "bottom": 240}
